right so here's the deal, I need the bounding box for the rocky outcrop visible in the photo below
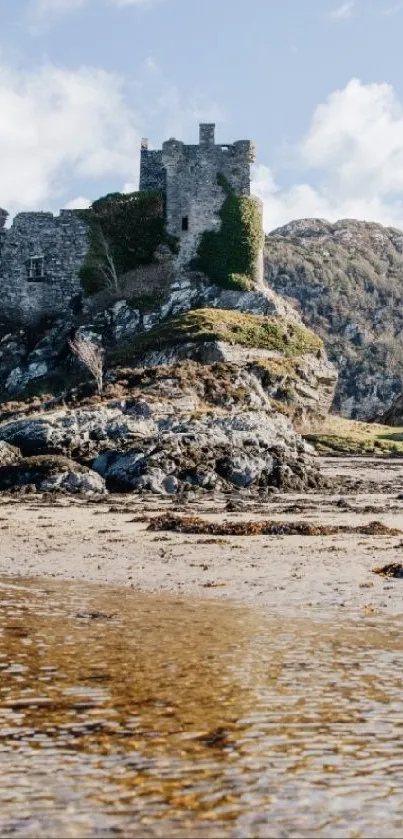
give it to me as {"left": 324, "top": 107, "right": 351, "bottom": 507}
{"left": 265, "top": 218, "right": 403, "bottom": 419}
{"left": 0, "top": 441, "right": 20, "bottom": 467}
{"left": 0, "top": 272, "right": 312, "bottom": 399}
{"left": 92, "top": 410, "right": 320, "bottom": 495}
{"left": 0, "top": 455, "right": 105, "bottom": 494}
{"left": 0, "top": 319, "right": 73, "bottom": 396}
{"left": 137, "top": 342, "right": 336, "bottom": 423}
{"left": 378, "top": 394, "right": 403, "bottom": 426}
{"left": 0, "top": 361, "right": 324, "bottom": 495}
{"left": 0, "top": 243, "right": 338, "bottom": 495}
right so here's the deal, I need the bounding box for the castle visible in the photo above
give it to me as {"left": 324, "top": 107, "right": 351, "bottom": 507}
{"left": 0, "top": 123, "right": 263, "bottom": 324}
{"left": 140, "top": 123, "right": 263, "bottom": 277}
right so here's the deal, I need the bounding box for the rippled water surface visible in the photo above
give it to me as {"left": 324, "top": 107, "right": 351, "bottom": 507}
{"left": 0, "top": 575, "right": 403, "bottom": 837}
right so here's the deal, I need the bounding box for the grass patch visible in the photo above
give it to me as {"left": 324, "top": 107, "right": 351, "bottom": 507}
{"left": 306, "top": 415, "right": 403, "bottom": 455}
{"left": 110, "top": 308, "right": 323, "bottom": 366}
{"left": 251, "top": 357, "right": 300, "bottom": 378}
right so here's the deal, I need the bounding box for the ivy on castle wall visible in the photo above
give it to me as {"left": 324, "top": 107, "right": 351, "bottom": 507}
{"left": 79, "top": 191, "right": 177, "bottom": 295}
{"left": 193, "top": 174, "right": 264, "bottom": 291}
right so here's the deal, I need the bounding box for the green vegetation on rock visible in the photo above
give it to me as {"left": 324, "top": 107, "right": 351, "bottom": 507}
{"left": 79, "top": 191, "right": 178, "bottom": 295}
{"left": 110, "top": 308, "right": 323, "bottom": 365}
{"left": 265, "top": 218, "right": 403, "bottom": 419}
{"left": 193, "top": 175, "right": 263, "bottom": 289}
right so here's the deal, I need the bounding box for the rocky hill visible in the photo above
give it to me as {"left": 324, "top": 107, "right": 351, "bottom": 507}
{"left": 265, "top": 218, "right": 403, "bottom": 420}
{"left": 0, "top": 274, "right": 336, "bottom": 497}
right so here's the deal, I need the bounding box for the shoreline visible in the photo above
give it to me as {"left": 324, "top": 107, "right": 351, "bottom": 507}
{"left": 1, "top": 457, "right": 403, "bottom": 619}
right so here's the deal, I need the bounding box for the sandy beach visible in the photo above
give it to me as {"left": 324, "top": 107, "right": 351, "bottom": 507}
{"left": 1, "top": 456, "right": 403, "bottom": 619}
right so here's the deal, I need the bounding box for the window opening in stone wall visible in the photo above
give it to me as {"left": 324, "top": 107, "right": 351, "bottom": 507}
{"left": 181, "top": 216, "right": 189, "bottom": 232}
{"left": 27, "top": 256, "right": 46, "bottom": 282}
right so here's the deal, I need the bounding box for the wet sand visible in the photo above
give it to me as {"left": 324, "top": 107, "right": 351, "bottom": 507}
{"left": 2, "top": 574, "right": 403, "bottom": 837}
{"left": 1, "top": 457, "right": 403, "bottom": 619}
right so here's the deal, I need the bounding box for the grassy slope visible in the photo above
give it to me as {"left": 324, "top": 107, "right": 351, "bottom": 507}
{"left": 111, "top": 308, "right": 323, "bottom": 365}
{"left": 306, "top": 415, "right": 403, "bottom": 455}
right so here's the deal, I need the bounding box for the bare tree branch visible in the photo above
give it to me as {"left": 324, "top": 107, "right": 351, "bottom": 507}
{"left": 97, "top": 228, "right": 120, "bottom": 293}
{"left": 69, "top": 336, "right": 104, "bottom": 396}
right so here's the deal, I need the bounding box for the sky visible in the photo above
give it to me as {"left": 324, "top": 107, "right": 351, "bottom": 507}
{"left": 2, "top": 0, "right": 403, "bottom": 230}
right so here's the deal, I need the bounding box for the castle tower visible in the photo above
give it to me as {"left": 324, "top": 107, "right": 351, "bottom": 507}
{"left": 140, "top": 123, "right": 264, "bottom": 283}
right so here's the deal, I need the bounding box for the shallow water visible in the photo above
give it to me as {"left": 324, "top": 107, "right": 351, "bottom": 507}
{"left": 0, "top": 575, "right": 403, "bottom": 837}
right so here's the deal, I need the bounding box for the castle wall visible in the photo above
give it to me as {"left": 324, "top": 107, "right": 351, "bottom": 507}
{"left": 0, "top": 211, "right": 88, "bottom": 324}
{"left": 0, "top": 210, "right": 7, "bottom": 254}
{"left": 0, "top": 123, "right": 263, "bottom": 327}
{"left": 139, "top": 145, "right": 167, "bottom": 194}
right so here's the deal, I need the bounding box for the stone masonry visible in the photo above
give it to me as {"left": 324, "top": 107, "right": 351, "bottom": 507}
{"left": 140, "top": 123, "right": 264, "bottom": 281}
{"left": 0, "top": 124, "right": 264, "bottom": 325}
{"left": 0, "top": 210, "right": 88, "bottom": 325}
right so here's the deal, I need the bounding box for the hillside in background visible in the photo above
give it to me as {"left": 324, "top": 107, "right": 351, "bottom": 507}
{"left": 265, "top": 218, "right": 403, "bottom": 420}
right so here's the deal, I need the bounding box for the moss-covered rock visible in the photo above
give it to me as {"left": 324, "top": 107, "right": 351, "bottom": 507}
{"left": 110, "top": 308, "right": 323, "bottom": 366}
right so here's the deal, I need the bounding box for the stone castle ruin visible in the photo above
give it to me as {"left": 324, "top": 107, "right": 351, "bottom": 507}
{"left": 140, "top": 123, "right": 264, "bottom": 279}
{"left": 0, "top": 209, "right": 88, "bottom": 325}
{"left": 0, "top": 123, "right": 264, "bottom": 324}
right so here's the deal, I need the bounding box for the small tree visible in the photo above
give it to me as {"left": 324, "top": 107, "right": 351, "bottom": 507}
{"left": 69, "top": 336, "right": 104, "bottom": 396}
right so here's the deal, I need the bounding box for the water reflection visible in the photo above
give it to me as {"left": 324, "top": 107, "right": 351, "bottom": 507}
{"left": 0, "top": 575, "right": 402, "bottom": 837}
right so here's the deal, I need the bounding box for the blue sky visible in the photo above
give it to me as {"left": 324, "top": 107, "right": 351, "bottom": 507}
{"left": 2, "top": 0, "right": 403, "bottom": 229}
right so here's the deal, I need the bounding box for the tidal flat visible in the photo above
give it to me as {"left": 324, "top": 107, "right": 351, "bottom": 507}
{"left": 0, "top": 574, "right": 403, "bottom": 837}
{"left": 1, "top": 458, "right": 403, "bottom": 618}
{"left": 1, "top": 457, "right": 403, "bottom": 836}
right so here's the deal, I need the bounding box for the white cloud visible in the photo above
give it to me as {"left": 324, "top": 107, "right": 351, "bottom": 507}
{"left": 328, "top": 1, "right": 355, "bottom": 20}
{"left": 4, "top": 60, "right": 403, "bottom": 238}
{"left": 253, "top": 79, "right": 403, "bottom": 232}
{"left": 0, "top": 57, "right": 221, "bottom": 214}
{"left": 64, "top": 196, "right": 91, "bottom": 210}
{"left": 0, "top": 63, "right": 140, "bottom": 212}
{"left": 142, "top": 56, "right": 224, "bottom": 140}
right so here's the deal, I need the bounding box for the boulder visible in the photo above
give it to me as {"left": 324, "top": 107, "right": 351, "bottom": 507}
{"left": 0, "top": 441, "right": 20, "bottom": 467}
{"left": 0, "top": 407, "right": 158, "bottom": 457}
{"left": 90, "top": 409, "right": 322, "bottom": 494}
{"left": 3, "top": 320, "right": 72, "bottom": 395}
{"left": 0, "top": 354, "right": 326, "bottom": 496}
{"left": 0, "top": 455, "right": 105, "bottom": 494}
